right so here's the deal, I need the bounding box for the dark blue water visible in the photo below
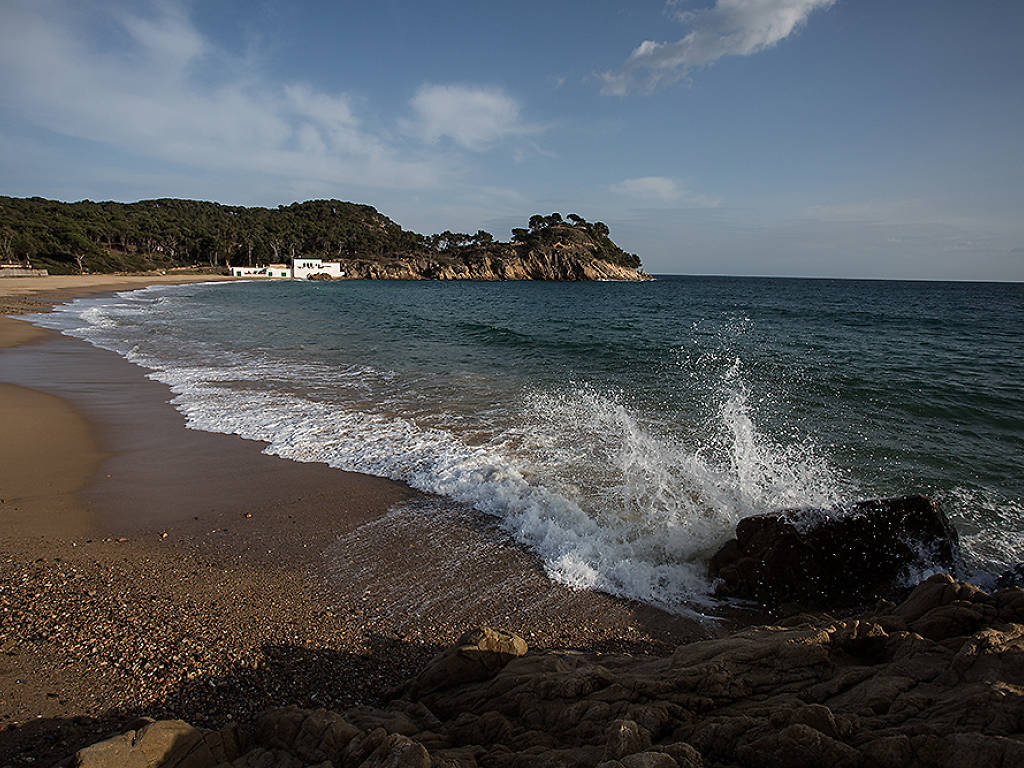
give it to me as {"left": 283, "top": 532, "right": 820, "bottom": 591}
{"left": 31, "top": 276, "right": 1024, "bottom": 611}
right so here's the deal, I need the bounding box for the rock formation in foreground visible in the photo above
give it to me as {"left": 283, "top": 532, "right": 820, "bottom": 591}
{"left": 67, "top": 575, "right": 1024, "bottom": 768}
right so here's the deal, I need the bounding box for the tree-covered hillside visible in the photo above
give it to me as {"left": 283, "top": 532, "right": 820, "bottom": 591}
{"left": 511, "top": 213, "right": 640, "bottom": 269}
{"left": 0, "top": 196, "right": 641, "bottom": 275}
{"left": 0, "top": 197, "right": 425, "bottom": 274}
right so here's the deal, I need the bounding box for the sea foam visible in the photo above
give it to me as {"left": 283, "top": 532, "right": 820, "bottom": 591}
{"left": 31, "top": 286, "right": 851, "bottom": 613}
{"left": 42, "top": 282, "right": 992, "bottom": 612}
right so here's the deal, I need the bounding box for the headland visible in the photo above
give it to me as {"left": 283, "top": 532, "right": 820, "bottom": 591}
{"left": 0, "top": 198, "right": 650, "bottom": 281}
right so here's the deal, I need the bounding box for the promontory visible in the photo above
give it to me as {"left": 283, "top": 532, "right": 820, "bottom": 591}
{"left": 0, "top": 197, "right": 651, "bottom": 281}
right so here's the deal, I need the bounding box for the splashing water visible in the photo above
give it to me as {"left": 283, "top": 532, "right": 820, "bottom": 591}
{"left": 23, "top": 277, "right": 1024, "bottom": 611}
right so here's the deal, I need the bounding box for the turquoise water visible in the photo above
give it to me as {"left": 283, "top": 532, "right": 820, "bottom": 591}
{"left": 32, "top": 276, "right": 1024, "bottom": 611}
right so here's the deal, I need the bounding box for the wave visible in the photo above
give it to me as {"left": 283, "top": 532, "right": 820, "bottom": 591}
{"left": 25, "top": 285, "right": 882, "bottom": 613}
{"left": 154, "top": 368, "right": 846, "bottom": 613}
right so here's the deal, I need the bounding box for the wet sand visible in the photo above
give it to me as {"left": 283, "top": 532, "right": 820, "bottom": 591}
{"left": 0, "top": 276, "right": 723, "bottom": 766}
{"left": 0, "top": 383, "right": 102, "bottom": 538}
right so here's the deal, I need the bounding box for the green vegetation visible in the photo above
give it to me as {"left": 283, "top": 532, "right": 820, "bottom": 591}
{"left": 511, "top": 213, "right": 639, "bottom": 269}
{"left": 0, "top": 197, "right": 425, "bottom": 274}
{"left": 0, "top": 196, "right": 640, "bottom": 274}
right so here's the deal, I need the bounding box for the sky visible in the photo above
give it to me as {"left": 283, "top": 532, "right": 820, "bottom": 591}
{"left": 1, "top": 0, "right": 1022, "bottom": 280}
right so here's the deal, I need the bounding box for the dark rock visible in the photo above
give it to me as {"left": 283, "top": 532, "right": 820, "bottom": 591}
{"left": 407, "top": 627, "right": 527, "bottom": 697}
{"left": 736, "top": 723, "right": 861, "bottom": 768}
{"left": 604, "top": 719, "right": 652, "bottom": 760}
{"left": 708, "top": 495, "right": 961, "bottom": 607}
{"left": 995, "top": 562, "right": 1024, "bottom": 589}
{"left": 253, "top": 707, "right": 359, "bottom": 764}
{"left": 658, "top": 743, "right": 703, "bottom": 768}
{"left": 67, "top": 579, "right": 1024, "bottom": 768}
{"left": 358, "top": 733, "right": 431, "bottom": 768}
{"left": 619, "top": 752, "right": 679, "bottom": 768}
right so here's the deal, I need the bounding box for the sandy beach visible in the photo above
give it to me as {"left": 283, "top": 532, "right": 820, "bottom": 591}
{"left": 0, "top": 275, "right": 715, "bottom": 766}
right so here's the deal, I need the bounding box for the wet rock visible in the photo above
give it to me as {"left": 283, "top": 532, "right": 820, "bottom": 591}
{"left": 709, "top": 495, "right": 961, "bottom": 606}
{"left": 995, "top": 562, "right": 1024, "bottom": 589}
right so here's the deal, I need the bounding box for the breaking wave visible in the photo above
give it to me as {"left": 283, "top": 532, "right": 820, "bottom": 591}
{"left": 29, "top": 286, "right": 850, "bottom": 613}
{"left": 29, "top": 277, "right": 1022, "bottom": 612}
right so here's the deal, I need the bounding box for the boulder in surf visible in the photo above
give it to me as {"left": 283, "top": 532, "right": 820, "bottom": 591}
{"left": 709, "top": 495, "right": 961, "bottom": 607}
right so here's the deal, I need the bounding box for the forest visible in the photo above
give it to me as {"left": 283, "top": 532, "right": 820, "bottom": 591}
{"left": 0, "top": 197, "right": 640, "bottom": 274}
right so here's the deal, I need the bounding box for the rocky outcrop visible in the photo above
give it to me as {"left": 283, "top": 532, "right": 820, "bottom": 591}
{"left": 328, "top": 222, "right": 651, "bottom": 281}
{"left": 332, "top": 251, "right": 649, "bottom": 281}
{"left": 406, "top": 628, "right": 529, "bottom": 697}
{"left": 996, "top": 563, "right": 1024, "bottom": 589}
{"left": 69, "top": 719, "right": 244, "bottom": 768}
{"left": 709, "top": 496, "right": 962, "bottom": 607}
{"left": 68, "top": 575, "right": 1024, "bottom": 768}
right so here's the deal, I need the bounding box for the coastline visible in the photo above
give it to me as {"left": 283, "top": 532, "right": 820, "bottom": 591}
{"left": 0, "top": 276, "right": 716, "bottom": 766}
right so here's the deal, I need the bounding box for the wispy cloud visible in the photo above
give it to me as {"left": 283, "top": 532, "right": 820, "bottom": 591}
{"left": 403, "top": 84, "right": 538, "bottom": 151}
{"left": 0, "top": 0, "right": 444, "bottom": 190}
{"left": 802, "top": 199, "right": 928, "bottom": 224}
{"left": 613, "top": 176, "right": 681, "bottom": 201}
{"left": 601, "top": 0, "right": 836, "bottom": 94}
{"left": 611, "top": 176, "right": 721, "bottom": 207}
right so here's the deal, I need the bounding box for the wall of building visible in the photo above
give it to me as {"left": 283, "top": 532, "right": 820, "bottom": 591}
{"left": 230, "top": 261, "right": 346, "bottom": 279}
{"left": 292, "top": 260, "right": 346, "bottom": 279}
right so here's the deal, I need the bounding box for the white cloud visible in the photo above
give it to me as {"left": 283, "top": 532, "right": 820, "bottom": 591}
{"left": 117, "top": 3, "right": 206, "bottom": 68}
{"left": 613, "top": 176, "right": 681, "bottom": 201}
{"left": 0, "top": 0, "right": 444, "bottom": 190}
{"left": 603, "top": 0, "right": 836, "bottom": 93}
{"left": 404, "top": 84, "right": 537, "bottom": 151}
{"left": 612, "top": 176, "right": 721, "bottom": 207}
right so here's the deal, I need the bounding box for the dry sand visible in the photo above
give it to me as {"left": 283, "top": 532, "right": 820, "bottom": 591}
{"left": 0, "top": 275, "right": 723, "bottom": 766}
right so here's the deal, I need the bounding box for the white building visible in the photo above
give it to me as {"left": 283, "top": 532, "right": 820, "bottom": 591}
{"left": 291, "top": 258, "right": 346, "bottom": 279}
{"left": 230, "top": 258, "right": 346, "bottom": 279}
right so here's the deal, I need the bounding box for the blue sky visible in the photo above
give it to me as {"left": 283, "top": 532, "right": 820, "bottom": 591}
{"left": 1, "top": 0, "right": 1022, "bottom": 280}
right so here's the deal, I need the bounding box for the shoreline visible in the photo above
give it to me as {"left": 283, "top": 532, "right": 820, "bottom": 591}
{"left": 0, "top": 276, "right": 721, "bottom": 766}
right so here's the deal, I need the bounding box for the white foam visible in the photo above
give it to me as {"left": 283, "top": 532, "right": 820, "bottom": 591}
{"left": 26, "top": 284, "right": 859, "bottom": 613}
{"left": 136, "top": 361, "right": 846, "bottom": 612}
{"left": 943, "top": 486, "right": 1024, "bottom": 585}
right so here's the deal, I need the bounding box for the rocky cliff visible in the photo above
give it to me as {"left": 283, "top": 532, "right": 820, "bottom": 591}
{"left": 331, "top": 250, "right": 650, "bottom": 281}
{"left": 322, "top": 220, "right": 652, "bottom": 281}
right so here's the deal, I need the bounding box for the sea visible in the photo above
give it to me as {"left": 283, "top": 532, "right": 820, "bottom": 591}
{"left": 28, "top": 276, "right": 1024, "bottom": 614}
